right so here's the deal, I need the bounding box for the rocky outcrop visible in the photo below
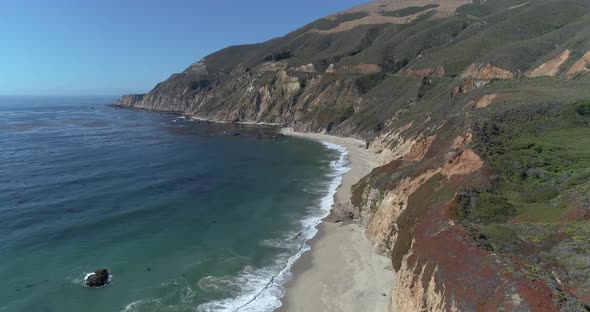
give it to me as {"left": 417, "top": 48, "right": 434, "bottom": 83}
{"left": 369, "top": 121, "right": 415, "bottom": 164}
{"left": 353, "top": 128, "right": 566, "bottom": 311}
{"left": 450, "top": 79, "right": 490, "bottom": 97}
{"left": 325, "top": 202, "right": 359, "bottom": 223}
{"left": 116, "top": 68, "right": 362, "bottom": 136}
{"left": 527, "top": 50, "right": 571, "bottom": 77}
{"left": 463, "top": 63, "right": 514, "bottom": 80}
{"left": 566, "top": 51, "right": 590, "bottom": 78}
{"left": 401, "top": 135, "right": 435, "bottom": 161}
{"left": 403, "top": 66, "right": 445, "bottom": 78}
{"left": 291, "top": 63, "right": 316, "bottom": 73}
{"left": 256, "top": 61, "right": 288, "bottom": 72}
{"left": 116, "top": 94, "right": 144, "bottom": 107}
{"left": 85, "top": 269, "right": 110, "bottom": 287}
{"left": 472, "top": 93, "right": 497, "bottom": 108}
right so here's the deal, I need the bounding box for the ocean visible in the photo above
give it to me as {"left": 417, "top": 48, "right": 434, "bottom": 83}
{"left": 0, "top": 96, "right": 348, "bottom": 311}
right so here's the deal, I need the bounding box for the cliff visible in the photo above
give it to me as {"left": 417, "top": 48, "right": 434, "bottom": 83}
{"left": 118, "top": 0, "right": 590, "bottom": 310}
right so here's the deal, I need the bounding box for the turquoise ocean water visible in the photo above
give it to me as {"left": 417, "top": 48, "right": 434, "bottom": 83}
{"left": 0, "top": 97, "right": 348, "bottom": 311}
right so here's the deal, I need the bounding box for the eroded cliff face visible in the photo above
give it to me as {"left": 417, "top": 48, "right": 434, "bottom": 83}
{"left": 117, "top": 0, "right": 590, "bottom": 310}
{"left": 350, "top": 88, "right": 590, "bottom": 311}
{"left": 352, "top": 127, "right": 562, "bottom": 311}
{"left": 119, "top": 62, "right": 364, "bottom": 137}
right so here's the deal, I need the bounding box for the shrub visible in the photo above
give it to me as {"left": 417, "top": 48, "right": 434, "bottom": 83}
{"left": 262, "top": 50, "right": 293, "bottom": 62}
{"left": 575, "top": 100, "right": 590, "bottom": 117}
{"left": 519, "top": 182, "right": 560, "bottom": 203}
{"left": 355, "top": 73, "right": 388, "bottom": 94}
{"left": 454, "top": 189, "right": 517, "bottom": 225}
{"left": 470, "top": 193, "right": 517, "bottom": 225}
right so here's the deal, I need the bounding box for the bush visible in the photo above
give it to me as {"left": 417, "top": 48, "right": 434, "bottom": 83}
{"left": 519, "top": 182, "right": 560, "bottom": 203}
{"left": 355, "top": 73, "right": 388, "bottom": 94}
{"left": 575, "top": 101, "right": 590, "bottom": 117}
{"left": 454, "top": 189, "right": 517, "bottom": 225}
{"left": 262, "top": 50, "right": 293, "bottom": 62}
{"left": 470, "top": 193, "right": 517, "bottom": 225}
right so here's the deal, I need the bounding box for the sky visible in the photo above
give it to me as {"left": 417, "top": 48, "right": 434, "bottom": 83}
{"left": 0, "top": 0, "right": 370, "bottom": 96}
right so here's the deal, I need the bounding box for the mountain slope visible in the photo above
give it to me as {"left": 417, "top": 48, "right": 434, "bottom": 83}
{"left": 118, "top": 0, "right": 590, "bottom": 310}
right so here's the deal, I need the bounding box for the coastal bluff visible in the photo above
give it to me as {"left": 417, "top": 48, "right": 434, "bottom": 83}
{"left": 118, "top": 0, "right": 590, "bottom": 310}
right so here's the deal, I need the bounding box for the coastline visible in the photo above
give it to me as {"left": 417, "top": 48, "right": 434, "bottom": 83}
{"left": 279, "top": 128, "right": 395, "bottom": 312}
{"left": 110, "top": 107, "right": 396, "bottom": 310}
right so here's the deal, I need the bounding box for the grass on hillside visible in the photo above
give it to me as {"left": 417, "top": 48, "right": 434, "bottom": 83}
{"left": 468, "top": 99, "right": 590, "bottom": 225}
{"left": 415, "top": 0, "right": 590, "bottom": 75}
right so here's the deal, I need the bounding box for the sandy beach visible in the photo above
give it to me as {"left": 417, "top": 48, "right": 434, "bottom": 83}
{"left": 280, "top": 128, "right": 395, "bottom": 312}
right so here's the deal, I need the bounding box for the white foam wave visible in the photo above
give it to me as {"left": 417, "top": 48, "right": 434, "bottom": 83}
{"left": 162, "top": 279, "right": 196, "bottom": 303}
{"left": 196, "top": 140, "right": 350, "bottom": 312}
{"left": 302, "top": 181, "right": 331, "bottom": 195}
{"left": 121, "top": 299, "right": 163, "bottom": 312}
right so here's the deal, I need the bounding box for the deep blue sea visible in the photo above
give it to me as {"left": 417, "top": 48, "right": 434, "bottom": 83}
{"left": 0, "top": 96, "right": 348, "bottom": 311}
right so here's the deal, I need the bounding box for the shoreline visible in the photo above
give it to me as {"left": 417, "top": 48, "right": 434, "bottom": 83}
{"left": 111, "top": 107, "right": 395, "bottom": 310}
{"left": 279, "top": 128, "right": 395, "bottom": 312}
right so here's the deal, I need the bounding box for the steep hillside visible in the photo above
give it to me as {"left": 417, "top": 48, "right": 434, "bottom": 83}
{"left": 118, "top": 0, "right": 590, "bottom": 310}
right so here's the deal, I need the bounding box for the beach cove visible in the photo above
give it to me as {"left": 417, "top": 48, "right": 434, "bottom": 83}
{"left": 280, "top": 129, "right": 395, "bottom": 312}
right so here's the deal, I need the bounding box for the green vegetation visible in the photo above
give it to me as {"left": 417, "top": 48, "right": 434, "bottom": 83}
{"left": 416, "top": 0, "right": 590, "bottom": 75}
{"left": 355, "top": 73, "right": 389, "bottom": 94}
{"left": 262, "top": 50, "right": 293, "bottom": 62}
{"left": 453, "top": 97, "right": 590, "bottom": 293}
{"left": 483, "top": 223, "right": 521, "bottom": 252}
{"left": 473, "top": 100, "right": 590, "bottom": 222}
{"left": 455, "top": 190, "right": 517, "bottom": 225}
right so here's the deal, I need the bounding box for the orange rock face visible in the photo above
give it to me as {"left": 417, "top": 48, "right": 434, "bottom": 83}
{"left": 566, "top": 51, "right": 590, "bottom": 77}
{"left": 527, "top": 49, "right": 570, "bottom": 77}
{"left": 402, "top": 135, "right": 436, "bottom": 161}
{"left": 441, "top": 149, "right": 483, "bottom": 178}
{"left": 463, "top": 63, "right": 514, "bottom": 79}
{"left": 474, "top": 94, "right": 497, "bottom": 108}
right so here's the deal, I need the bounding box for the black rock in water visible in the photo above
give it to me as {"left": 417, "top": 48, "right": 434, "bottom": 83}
{"left": 85, "top": 269, "right": 109, "bottom": 287}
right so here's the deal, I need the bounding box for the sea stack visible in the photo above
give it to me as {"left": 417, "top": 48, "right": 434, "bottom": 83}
{"left": 85, "top": 269, "right": 110, "bottom": 287}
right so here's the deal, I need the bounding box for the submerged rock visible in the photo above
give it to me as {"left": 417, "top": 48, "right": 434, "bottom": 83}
{"left": 85, "top": 269, "right": 110, "bottom": 287}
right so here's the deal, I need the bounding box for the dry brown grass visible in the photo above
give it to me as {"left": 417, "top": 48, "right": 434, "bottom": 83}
{"left": 314, "top": 0, "right": 472, "bottom": 33}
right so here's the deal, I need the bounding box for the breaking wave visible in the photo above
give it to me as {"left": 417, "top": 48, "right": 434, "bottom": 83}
{"left": 196, "top": 141, "right": 349, "bottom": 312}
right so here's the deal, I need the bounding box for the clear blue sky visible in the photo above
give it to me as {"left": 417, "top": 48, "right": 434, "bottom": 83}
{"left": 0, "top": 0, "right": 369, "bottom": 96}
